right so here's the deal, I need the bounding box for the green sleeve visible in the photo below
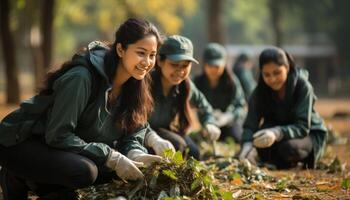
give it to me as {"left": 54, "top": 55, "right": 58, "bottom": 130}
{"left": 225, "top": 74, "right": 247, "bottom": 122}
{"left": 45, "top": 67, "right": 112, "bottom": 165}
{"left": 279, "top": 80, "right": 313, "bottom": 139}
{"left": 241, "top": 91, "right": 261, "bottom": 143}
{"left": 118, "top": 123, "right": 149, "bottom": 155}
{"left": 189, "top": 80, "right": 216, "bottom": 126}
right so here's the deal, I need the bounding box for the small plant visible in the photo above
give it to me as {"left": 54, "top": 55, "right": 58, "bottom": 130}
{"left": 78, "top": 150, "right": 233, "bottom": 200}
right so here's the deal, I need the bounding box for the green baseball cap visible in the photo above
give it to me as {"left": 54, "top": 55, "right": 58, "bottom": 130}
{"left": 203, "top": 43, "right": 227, "bottom": 67}
{"left": 159, "top": 35, "right": 199, "bottom": 64}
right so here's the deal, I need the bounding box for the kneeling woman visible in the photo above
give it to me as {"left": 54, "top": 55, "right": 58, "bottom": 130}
{"left": 239, "top": 47, "right": 328, "bottom": 169}
{"left": 147, "top": 35, "right": 221, "bottom": 160}
{"left": 0, "top": 18, "right": 162, "bottom": 199}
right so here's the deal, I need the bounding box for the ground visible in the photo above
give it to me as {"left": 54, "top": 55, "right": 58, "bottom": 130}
{"left": 0, "top": 97, "right": 349, "bottom": 199}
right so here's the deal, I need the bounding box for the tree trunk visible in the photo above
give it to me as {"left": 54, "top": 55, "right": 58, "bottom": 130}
{"left": 268, "top": 0, "right": 283, "bottom": 46}
{"left": 41, "top": 0, "right": 55, "bottom": 70}
{"left": 0, "top": 0, "right": 20, "bottom": 104}
{"left": 207, "top": 0, "right": 225, "bottom": 44}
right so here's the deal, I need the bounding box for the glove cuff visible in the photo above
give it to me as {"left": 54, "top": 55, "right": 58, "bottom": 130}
{"left": 127, "top": 149, "right": 146, "bottom": 161}
{"left": 272, "top": 127, "right": 283, "bottom": 141}
{"left": 105, "top": 150, "right": 121, "bottom": 170}
{"left": 145, "top": 131, "right": 160, "bottom": 147}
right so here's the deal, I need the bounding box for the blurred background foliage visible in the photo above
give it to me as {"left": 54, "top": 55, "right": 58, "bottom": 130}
{"left": 1, "top": 0, "right": 350, "bottom": 104}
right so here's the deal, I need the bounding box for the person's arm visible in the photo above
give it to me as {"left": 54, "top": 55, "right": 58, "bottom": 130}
{"left": 45, "top": 67, "right": 112, "bottom": 165}
{"left": 188, "top": 80, "right": 216, "bottom": 126}
{"left": 241, "top": 90, "right": 261, "bottom": 143}
{"left": 279, "top": 79, "right": 314, "bottom": 139}
{"left": 118, "top": 123, "right": 149, "bottom": 155}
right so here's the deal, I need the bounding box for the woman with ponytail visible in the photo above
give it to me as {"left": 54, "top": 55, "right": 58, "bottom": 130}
{"left": 0, "top": 18, "right": 162, "bottom": 199}
{"left": 145, "top": 35, "right": 221, "bottom": 160}
{"left": 238, "top": 47, "right": 328, "bottom": 169}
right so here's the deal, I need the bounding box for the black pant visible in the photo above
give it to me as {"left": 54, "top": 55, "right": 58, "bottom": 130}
{"left": 0, "top": 139, "right": 116, "bottom": 199}
{"left": 257, "top": 135, "right": 314, "bottom": 169}
{"left": 219, "top": 121, "right": 243, "bottom": 143}
{"left": 156, "top": 128, "right": 200, "bottom": 160}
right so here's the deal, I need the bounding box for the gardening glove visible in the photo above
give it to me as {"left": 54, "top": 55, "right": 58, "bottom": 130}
{"left": 212, "top": 109, "right": 223, "bottom": 119}
{"left": 127, "top": 149, "right": 162, "bottom": 166}
{"left": 238, "top": 142, "right": 253, "bottom": 160}
{"left": 253, "top": 127, "right": 283, "bottom": 148}
{"left": 215, "top": 112, "right": 234, "bottom": 127}
{"left": 238, "top": 142, "right": 258, "bottom": 165}
{"left": 105, "top": 150, "right": 144, "bottom": 180}
{"left": 146, "top": 131, "right": 176, "bottom": 156}
{"left": 202, "top": 124, "right": 221, "bottom": 141}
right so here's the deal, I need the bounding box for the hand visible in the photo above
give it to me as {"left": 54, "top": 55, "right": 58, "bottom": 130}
{"left": 238, "top": 142, "right": 253, "bottom": 160}
{"left": 212, "top": 109, "right": 223, "bottom": 119}
{"left": 105, "top": 150, "right": 144, "bottom": 180}
{"left": 127, "top": 149, "right": 162, "bottom": 166}
{"left": 146, "top": 131, "right": 175, "bottom": 156}
{"left": 216, "top": 112, "right": 234, "bottom": 127}
{"left": 238, "top": 142, "right": 258, "bottom": 165}
{"left": 253, "top": 127, "right": 283, "bottom": 148}
{"left": 203, "top": 124, "right": 221, "bottom": 141}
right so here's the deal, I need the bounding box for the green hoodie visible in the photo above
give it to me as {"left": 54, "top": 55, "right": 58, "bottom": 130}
{"left": 242, "top": 67, "right": 327, "bottom": 164}
{"left": 0, "top": 41, "right": 148, "bottom": 165}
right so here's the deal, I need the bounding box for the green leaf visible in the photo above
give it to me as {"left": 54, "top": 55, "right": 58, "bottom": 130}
{"left": 342, "top": 178, "right": 350, "bottom": 189}
{"left": 191, "top": 178, "right": 202, "bottom": 191}
{"left": 228, "top": 173, "right": 241, "bottom": 181}
{"left": 162, "top": 169, "right": 178, "bottom": 180}
{"left": 328, "top": 157, "right": 342, "bottom": 173}
{"left": 173, "top": 151, "right": 184, "bottom": 165}
{"left": 164, "top": 149, "right": 176, "bottom": 158}
{"left": 219, "top": 191, "right": 233, "bottom": 200}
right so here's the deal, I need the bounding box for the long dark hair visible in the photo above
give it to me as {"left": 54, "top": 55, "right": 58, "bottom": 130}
{"left": 40, "top": 18, "right": 161, "bottom": 134}
{"left": 154, "top": 54, "right": 192, "bottom": 135}
{"left": 255, "top": 47, "right": 296, "bottom": 115}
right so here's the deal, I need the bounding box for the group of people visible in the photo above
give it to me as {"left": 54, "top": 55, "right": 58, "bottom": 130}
{"left": 0, "top": 18, "right": 328, "bottom": 199}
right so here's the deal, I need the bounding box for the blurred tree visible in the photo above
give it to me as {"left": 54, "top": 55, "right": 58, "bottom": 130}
{"left": 0, "top": 0, "right": 20, "bottom": 104}
{"left": 268, "top": 0, "right": 283, "bottom": 46}
{"left": 53, "top": 0, "right": 198, "bottom": 60}
{"left": 207, "top": 0, "right": 225, "bottom": 43}
{"left": 41, "top": 0, "right": 55, "bottom": 70}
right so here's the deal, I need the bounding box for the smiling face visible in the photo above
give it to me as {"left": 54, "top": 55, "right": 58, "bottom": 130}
{"left": 117, "top": 35, "right": 158, "bottom": 80}
{"left": 261, "top": 62, "right": 289, "bottom": 91}
{"left": 158, "top": 59, "right": 192, "bottom": 86}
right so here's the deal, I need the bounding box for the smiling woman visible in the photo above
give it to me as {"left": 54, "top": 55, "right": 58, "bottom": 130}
{"left": 0, "top": 18, "right": 162, "bottom": 199}
{"left": 140, "top": 35, "right": 221, "bottom": 160}
{"left": 239, "top": 47, "right": 328, "bottom": 170}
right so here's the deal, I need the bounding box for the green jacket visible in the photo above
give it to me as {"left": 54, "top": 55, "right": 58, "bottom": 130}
{"left": 242, "top": 67, "right": 327, "bottom": 163}
{"left": 193, "top": 73, "right": 246, "bottom": 123}
{"left": 149, "top": 70, "right": 216, "bottom": 133}
{"left": 0, "top": 41, "right": 147, "bottom": 165}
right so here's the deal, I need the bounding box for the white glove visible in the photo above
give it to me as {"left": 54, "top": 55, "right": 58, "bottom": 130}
{"left": 253, "top": 127, "right": 283, "bottom": 148}
{"left": 127, "top": 149, "right": 162, "bottom": 166}
{"left": 238, "top": 142, "right": 258, "bottom": 165}
{"left": 212, "top": 109, "right": 223, "bottom": 119}
{"left": 105, "top": 150, "right": 144, "bottom": 180}
{"left": 215, "top": 112, "right": 234, "bottom": 127}
{"left": 238, "top": 142, "right": 253, "bottom": 160}
{"left": 146, "top": 131, "right": 176, "bottom": 156}
{"left": 203, "top": 124, "right": 221, "bottom": 141}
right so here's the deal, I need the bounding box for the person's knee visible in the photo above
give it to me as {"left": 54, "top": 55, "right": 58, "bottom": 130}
{"left": 277, "top": 141, "right": 310, "bottom": 162}
{"left": 65, "top": 160, "right": 98, "bottom": 189}
{"left": 171, "top": 138, "right": 188, "bottom": 153}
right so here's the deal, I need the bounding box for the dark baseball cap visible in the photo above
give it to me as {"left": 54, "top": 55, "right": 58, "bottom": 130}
{"left": 158, "top": 35, "right": 199, "bottom": 64}
{"left": 203, "top": 43, "right": 227, "bottom": 66}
